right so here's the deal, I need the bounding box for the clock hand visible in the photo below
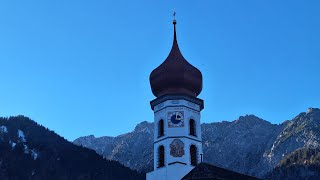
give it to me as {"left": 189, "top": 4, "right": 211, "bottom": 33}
{"left": 176, "top": 112, "right": 182, "bottom": 120}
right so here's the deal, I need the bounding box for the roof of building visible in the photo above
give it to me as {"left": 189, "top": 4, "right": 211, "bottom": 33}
{"left": 182, "top": 163, "right": 260, "bottom": 180}
{"left": 149, "top": 20, "right": 203, "bottom": 98}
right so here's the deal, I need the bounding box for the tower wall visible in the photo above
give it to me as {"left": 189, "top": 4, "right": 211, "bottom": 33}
{"left": 147, "top": 97, "right": 203, "bottom": 180}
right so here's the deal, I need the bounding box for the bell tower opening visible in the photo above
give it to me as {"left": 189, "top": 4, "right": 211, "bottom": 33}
{"left": 189, "top": 119, "right": 196, "bottom": 136}
{"left": 190, "top": 145, "right": 198, "bottom": 166}
{"left": 157, "top": 145, "right": 165, "bottom": 168}
{"left": 158, "top": 119, "right": 164, "bottom": 137}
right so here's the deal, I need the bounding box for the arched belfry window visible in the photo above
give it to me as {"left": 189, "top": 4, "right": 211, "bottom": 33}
{"left": 190, "top": 145, "right": 198, "bottom": 166}
{"left": 158, "top": 119, "right": 164, "bottom": 137}
{"left": 189, "top": 119, "right": 196, "bottom": 136}
{"left": 158, "top": 145, "right": 165, "bottom": 168}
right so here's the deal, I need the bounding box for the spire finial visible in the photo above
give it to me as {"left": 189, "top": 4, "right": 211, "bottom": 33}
{"left": 173, "top": 10, "right": 177, "bottom": 24}
{"left": 172, "top": 10, "right": 177, "bottom": 41}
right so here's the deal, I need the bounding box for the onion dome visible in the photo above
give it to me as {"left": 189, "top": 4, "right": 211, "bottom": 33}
{"left": 149, "top": 20, "right": 203, "bottom": 97}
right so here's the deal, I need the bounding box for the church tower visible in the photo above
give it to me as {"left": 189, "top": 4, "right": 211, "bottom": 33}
{"left": 146, "top": 19, "right": 204, "bottom": 180}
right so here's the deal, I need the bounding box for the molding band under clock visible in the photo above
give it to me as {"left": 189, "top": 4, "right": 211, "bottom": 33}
{"left": 154, "top": 105, "right": 200, "bottom": 114}
{"left": 154, "top": 136, "right": 202, "bottom": 144}
{"left": 168, "top": 161, "right": 187, "bottom": 166}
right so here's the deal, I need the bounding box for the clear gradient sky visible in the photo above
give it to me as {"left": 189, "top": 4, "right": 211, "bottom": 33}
{"left": 0, "top": 1, "right": 319, "bottom": 141}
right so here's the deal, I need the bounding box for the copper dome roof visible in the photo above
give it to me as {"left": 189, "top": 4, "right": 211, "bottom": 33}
{"left": 149, "top": 20, "right": 203, "bottom": 98}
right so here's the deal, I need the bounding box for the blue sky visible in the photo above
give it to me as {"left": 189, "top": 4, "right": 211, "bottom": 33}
{"left": 0, "top": 1, "right": 319, "bottom": 141}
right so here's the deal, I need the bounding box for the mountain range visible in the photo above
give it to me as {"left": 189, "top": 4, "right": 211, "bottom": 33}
{"left": 74, "top": 107, "right": 320, "bottom": 179}
{"left": 1, "top": 108, "right": 319, "bottom": 179}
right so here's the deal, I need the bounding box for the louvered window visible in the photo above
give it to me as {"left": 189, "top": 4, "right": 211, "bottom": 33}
{"left": 158, "top": 119, "right": 164, "bottom": 137}
{"left": 158, "top": 145, "right": 165, "bottom": 168}
{"left": 190, "top": 145, "right": 198, "bottom": 166}
{"left": 189, "top": 119, "right": 196, "bottom": 136}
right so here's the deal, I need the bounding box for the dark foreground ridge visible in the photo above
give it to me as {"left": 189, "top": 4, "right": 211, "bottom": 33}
{"left": 0, "top": 116, "right": 144, "bottom": 180}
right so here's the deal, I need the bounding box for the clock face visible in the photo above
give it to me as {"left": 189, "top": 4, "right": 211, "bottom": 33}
{"left": 168, "top": 111, "right": 184, "bottom": 127}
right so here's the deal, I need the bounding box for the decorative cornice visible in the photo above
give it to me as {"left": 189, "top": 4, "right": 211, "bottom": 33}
{"left": 154, "top": 105, "right": 200, "bottom": 114}
{"left": 150, "top": 94, "right": 204, "bottom": 111}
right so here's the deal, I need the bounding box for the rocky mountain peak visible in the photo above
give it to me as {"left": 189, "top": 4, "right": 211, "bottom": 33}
{"left": 83, "top": 135, "right": 96, "bottom": 139}
{"left": 237, "top": 114, "right": 264, "bottom": 122}
{"left": 233, "top": 114, "right": 273, "bottom": 129}
{"left": 306, "top": 107, "right": 320, "bottom": 114}
{"left": 292, "top": 108, "right": 320, "bottom": 122}
{"left": 289, "top": 107, "right": 320, "bottom": 127}
{"left": 134, "top": 121, "right": 153, "bottom": 133}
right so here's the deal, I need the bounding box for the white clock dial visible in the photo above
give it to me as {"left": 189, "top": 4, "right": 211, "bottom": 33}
{"left": 168, "top": 111, "right": 184, "bottom": 127}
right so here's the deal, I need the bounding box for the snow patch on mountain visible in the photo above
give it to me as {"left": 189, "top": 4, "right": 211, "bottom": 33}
{"left": 0, "top": 126, "right": 8, "bottom": 133}
{"left": 17, "top": 129, "right": 26, "bottom": 142}
{"left": 24, "top": 144, "right": 30, "bottom": 154}
{"left": 9, "top": 140, "right": 16, "bottom": 149}
{"left": 31, "top": 149, "right": 39, "bottom": 160}
{"left": 21, "top": 142, "right": 39, "bottom": 160}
